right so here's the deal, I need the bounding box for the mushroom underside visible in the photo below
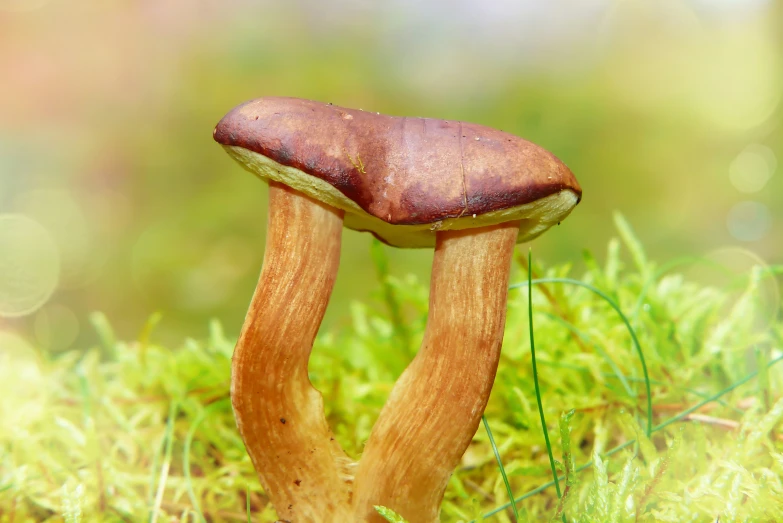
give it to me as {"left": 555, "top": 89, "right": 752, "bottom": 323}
{"left": 224, "top": 144, "right": 578, "bottom": 248}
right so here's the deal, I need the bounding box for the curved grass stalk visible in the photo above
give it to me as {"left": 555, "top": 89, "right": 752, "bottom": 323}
{"left": 481, "top": 416, "right": 519, "bottom": 521}
{"left": 540, "top": 311, "right": 634, "bottom": 398}
{"left": 525, "top": 252, "right": 566, "bottom": 522}
{"left": 509, "top": 277, "right": 653, "bottom": 437}
{"left": 475, "top": 354, "right": 783, "bottom": 521}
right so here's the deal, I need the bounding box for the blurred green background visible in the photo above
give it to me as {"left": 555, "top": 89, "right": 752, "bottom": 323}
{"left": 1, "top": 0, "right": 781, "bottom": 351}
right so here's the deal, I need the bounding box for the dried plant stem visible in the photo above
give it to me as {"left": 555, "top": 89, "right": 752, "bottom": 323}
{"left": 231, "top": 182, "right": 353, "bottom": 521}
{"left": 352, "top": 223, "right": 520, "bottom": 522}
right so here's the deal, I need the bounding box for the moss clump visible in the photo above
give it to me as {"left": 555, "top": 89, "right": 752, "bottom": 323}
{"left": 2, "top": 217, "right": 782, "bottom": 522}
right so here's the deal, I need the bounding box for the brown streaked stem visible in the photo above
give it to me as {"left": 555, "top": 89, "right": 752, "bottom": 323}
{"left": 352, "top": 222, "right": 521, "bottom": 522}
{"left": 231, "top": 181, "right": 354, "bottom": 522}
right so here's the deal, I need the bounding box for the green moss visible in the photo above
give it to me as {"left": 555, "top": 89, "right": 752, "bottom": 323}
{"left": 1, "top": 218, "right": 781, "bottom": 522}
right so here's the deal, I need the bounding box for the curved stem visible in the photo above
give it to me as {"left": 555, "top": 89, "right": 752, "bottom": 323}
{"left": 231, "top": 181, "right": 353, "bottom": 521}
{"left": 352, "top": 222, "right": 520, "bottom": 522}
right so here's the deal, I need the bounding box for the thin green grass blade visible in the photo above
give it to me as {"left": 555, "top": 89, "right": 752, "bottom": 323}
{"left": 510, "top": 277, "right": 653, "bottom": 437}
{"left": 541, "top": 311, "right": 635, "bottom": 398}
{"left": 651, "top": 354, "right": 783, "bottom": 433}
{"left": 481, "top": 416, "right": 519, "bottom": 521}
{"left": 474, "top": 354, "right": 783, "bottom": 521}
{"left": 526, "top": 251, "right": 564, "bottom": 515}
{"left": 537, "top": 360, "right": 741, "bottom": 414}
{"left": 756, "top": 346, "right": 771, "bottom": 411}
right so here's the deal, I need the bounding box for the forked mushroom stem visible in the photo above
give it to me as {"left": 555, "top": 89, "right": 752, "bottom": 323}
{"left": 353, "top": 222, "right": 521, "bottom": 523}
{"left": 231, "top": 181, "right": 354, "bottom": 521}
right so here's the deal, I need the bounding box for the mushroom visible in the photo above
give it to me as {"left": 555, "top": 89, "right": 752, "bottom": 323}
{"left": 213, "top": 97, "right": 581, "bottom": 522}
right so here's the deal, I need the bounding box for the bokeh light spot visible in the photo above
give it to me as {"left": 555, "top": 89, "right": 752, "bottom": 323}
{"left": 729, "top": 144, "right": 776, "bottom": 193}
{"left": 0, "top": 214, "right": 60, "bottom": 318}
{"left": 692, "top": 29, "right": 780, "bottom": 133}
{"left": 726, "top": 201, "right": 772, "bottom": 241}
{"left": 12, "top": 190, "right": 104, "bottom": 290}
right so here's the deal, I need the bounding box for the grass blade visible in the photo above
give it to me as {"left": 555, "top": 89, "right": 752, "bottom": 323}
{"left": 510, "top": 277, "right": 653, "bottom": 437}
{"left": 481, "top": 416, "right": 519, "bottom": 520}
{"left": 474, "top": 354, "right": 783, "bottom": 521}
{"left": 526, "top": 250, "right": 564, "bottom": 520}
{"left": 541, "top": 311, "right": 634, "bottom": 398}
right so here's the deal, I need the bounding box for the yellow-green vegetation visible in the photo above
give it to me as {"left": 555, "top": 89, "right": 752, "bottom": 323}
{"left": 2, "top": 218, "right": 782, "bottom": 523}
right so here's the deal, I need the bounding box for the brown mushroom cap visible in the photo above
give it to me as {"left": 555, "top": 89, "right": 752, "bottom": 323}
{"left": 214, "top": 97, "right": 581, "bottom": 248}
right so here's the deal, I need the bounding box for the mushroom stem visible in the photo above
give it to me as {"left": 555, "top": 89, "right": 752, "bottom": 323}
{"left": 352, "top": 222, "right": 521, "bottom": 523}
{"left": 231, "top": 181, "right": 353, "bottom": 521}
